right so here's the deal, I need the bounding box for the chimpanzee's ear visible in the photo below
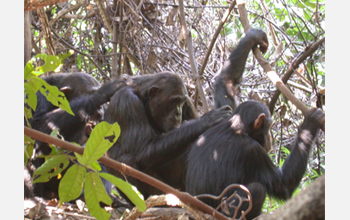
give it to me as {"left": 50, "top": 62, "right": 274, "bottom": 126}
{"left": 254, "top": 113, "right": 266, "bottom": 130}
{"left": 60, "top": 86, "right": 72, "bottom": 100}
{"left": 148, "top": 86, "right": 159, "bottom": 99}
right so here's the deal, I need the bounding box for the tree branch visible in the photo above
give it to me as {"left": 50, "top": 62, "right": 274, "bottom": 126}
{"left": 198, "top": 0, "right": 236, "bottom": 77}
{"left": 178, "top": 0, "right": 209, "bottom": 112}
{"left": 24, "top": 126, "right": 231, "bottom": 220}
{"left": 268, "top": 37, "right": 325, "bottom": 113}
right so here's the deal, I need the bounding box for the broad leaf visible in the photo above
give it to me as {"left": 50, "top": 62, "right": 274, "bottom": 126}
{"left": 24, "top": 79, "right": 39, "bottom": 111}
{"left": 84, "top": 172, "right": 112, "bottom": 220}
{"left": 34, "top": 54, "right": 61, "bottom": 73}
{"left": 58, "top": 164, "right": 86, "bottom": 205}
{"left": 99, "top": 172, "right": 146, "bottom": 212}
{"left": 33, "top": 155, "right": 70, "bottom": 183}
{"left": 80, "top": 122, "right": 120, "bottom": 166}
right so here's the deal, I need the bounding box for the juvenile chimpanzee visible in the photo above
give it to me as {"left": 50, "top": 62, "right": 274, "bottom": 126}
{"left": 185, "top": 28, "right": 325, "bottom": 219}
{"left": 104, "top": 72, "right": 232, "bottom": 200}
{"left": 25, "top": 72, "right": 125, "bottom": 200}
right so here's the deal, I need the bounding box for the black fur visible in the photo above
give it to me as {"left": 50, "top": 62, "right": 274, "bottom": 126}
{"left": 185, "top": 29, "right": 323, "bottom": 219}
{"left": 104, "top": 72, "right": 232, "bottom": 200}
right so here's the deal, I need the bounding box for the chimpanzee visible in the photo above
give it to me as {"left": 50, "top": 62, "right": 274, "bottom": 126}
{"left": 185, "top": 28, "right": 325, "bottom": 219}
{"left": 25, "top": 72, "right": 125, "bottom": 200}
{"left": 104, "top": 71, "right": 232, "bottom": 200}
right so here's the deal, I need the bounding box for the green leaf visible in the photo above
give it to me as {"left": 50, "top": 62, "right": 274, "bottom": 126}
{"left": 25, "top": 77, "right": 74, "bottom": 115}
{"left": 84, "top": 172, "right": 112, "bottom": 220}
{"left": 59, "top": 164, "right": 86, "bottom": 204}
{"left": 36, "top": 77, "right": 74, "bottom": 115}
{"left": 58, "top": 50, "right": 74, "bottom": 61}
{"left": 34, "top": 54, "right": 61, "bottom": 73}
{"left": 99, "top": 172, "right": 146, "bottom": 212}
{"left": 24, "top": 79, "right": 39, "bottom": 111}
{"left": 33, "top": 155, "right": 70, "bottom": 183}
{"left": 80, "top": 122, "right": 120, "bottom": 166}
{"left": 24, "top": 135, "right": 35, "bottom": 164}
{"left": 76, "top": 152, "right": 102, "bottom": 171}
{"left": 24, "top": 61, "right": 35, "bottom": 79}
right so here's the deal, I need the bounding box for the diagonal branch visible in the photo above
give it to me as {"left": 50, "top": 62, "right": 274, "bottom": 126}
{"left": 198, "top": 0, "right": 237, "bottom": 77}
{"left": 268, "top": 38, "right": 325, "bottom": 113}
{"left": 24, "top": 126, "right": 231, "bottom": 220}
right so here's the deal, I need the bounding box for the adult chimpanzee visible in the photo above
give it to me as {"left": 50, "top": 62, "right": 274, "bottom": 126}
{"left": 25, "top": 72, "right": 125, "bottom": 200}
{"left": 185, "top": 28, "right": 325, "bottom": 219}
{"left": 104, "top": 72, "right": 232, "bottom": 200}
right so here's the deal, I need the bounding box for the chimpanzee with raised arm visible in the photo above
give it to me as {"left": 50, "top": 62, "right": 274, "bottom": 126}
{"left": 185, "top": 29, "right": 325, "bottom": 219}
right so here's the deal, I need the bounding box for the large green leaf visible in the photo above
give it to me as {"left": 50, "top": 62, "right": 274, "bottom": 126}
{"left": 24, "top": 77, "right": 74, "bottom": 115}
{"left": 34, "top": 54, "right": 62, "bottom": 73}
{"left": 79, "top": 122, "right": 120, "bottom": 166}
{"left": 58, "top": 164, "right": 86, "bottom": 205}
{"left": 84, "top": 172, "right": 112, "bottom": 220}
{"left": 99, "top": 172, "right": 146, "bottom": 212}
{"left": 24, "top": 80, "right": 39, "bottom": 111}
{"left": 32, "top": 155, "right": 70, "bottom": 183}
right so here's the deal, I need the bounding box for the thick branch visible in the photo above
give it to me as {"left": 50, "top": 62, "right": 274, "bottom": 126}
{"left": 236, "top": 0, "right": 325, "bottom": 131}
{"left": 24, "top": 126, "right": 231, "bottom": 220}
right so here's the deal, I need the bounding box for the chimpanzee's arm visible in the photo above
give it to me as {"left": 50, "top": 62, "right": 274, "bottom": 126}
{"left": 31, "top": 79, "right": 126, "bottom": 152}
{"left": 135, "top": 105, "right": 232, "bottom": 169}
{"left": 252, "top": 108, "right": 324, "bottom": 200}
{"left": 279, "top": 108, "right": 324, "bottom": 196}
{"left": 214, "top": 29, "right": 268, "bottom": 109}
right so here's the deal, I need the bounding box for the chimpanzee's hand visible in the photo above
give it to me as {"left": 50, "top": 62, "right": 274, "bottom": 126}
{"left": 93, "top": 78, "right": 127, "bottom": 105}
{"left": 200, "top": 105, "right": 233, "bottom": 127}
{"left": 299, "top": 108, "right": 325, "bottom": 139}
{"left": 246, "top": 28, "right": 269, "bottom": 54}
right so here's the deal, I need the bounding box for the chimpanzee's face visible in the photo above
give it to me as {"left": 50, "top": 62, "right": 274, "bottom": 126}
{"left": 148, "top": 84, "right": 187, "bottom": 133}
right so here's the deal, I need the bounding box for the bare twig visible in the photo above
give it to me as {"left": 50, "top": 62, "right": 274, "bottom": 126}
{"left": 96, "top": 0, "right": 112, "bottom": 33}
{"left": 198, "top": 0, "right": 236, "bottom": 77}
{"left": 37, "top": 8, "right": 56, "bottom": 56}
{"left": 178, "top": 0, "right": 209, "bottom": 112}
{"left": 50, "top": 27, "right": 110, "bottom": 80}
{"left": 268, "top": 37, "right": 325, "bottom": 113}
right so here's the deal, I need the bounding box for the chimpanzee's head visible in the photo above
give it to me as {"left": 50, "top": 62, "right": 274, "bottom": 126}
{"left": 57, "top": 72, "right": 101, "bottom": 101}
{"left": 230, "top": 100, "right": 272, "bottom": 151}
{"left": 134, "top": 72, "right": 188, "bottom": 133}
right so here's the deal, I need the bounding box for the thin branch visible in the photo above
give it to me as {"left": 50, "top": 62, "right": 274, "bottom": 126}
{"left": 24, "top": 126, "right": 231, "bottom": 220}
{"left": 198, "top": 0, "right": 236, "bottom": 77}
{"left": 268, "top": 37, "right": 325, "bottom": 113}
{"left": 50, "top": 27, "right": 110, "bottom": 80}
{"left": 178, "top": 0, "right": 209, "bottom": 112}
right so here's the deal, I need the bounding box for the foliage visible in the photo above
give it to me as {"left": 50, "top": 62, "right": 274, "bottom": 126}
{"left": 26, "top": 0, "right": 325, "bottom": 217}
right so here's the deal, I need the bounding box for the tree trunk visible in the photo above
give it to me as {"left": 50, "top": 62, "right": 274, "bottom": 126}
{"left": 24, "top": 11, "right": 32, "bottom": 66}
{"left": 257, "top": 174, "right": 325, "bottom": 220}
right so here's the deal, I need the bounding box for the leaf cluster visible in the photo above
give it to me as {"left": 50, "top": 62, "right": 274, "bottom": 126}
{"left": 24, "top": 54, "right": 146, "bottom": 220}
